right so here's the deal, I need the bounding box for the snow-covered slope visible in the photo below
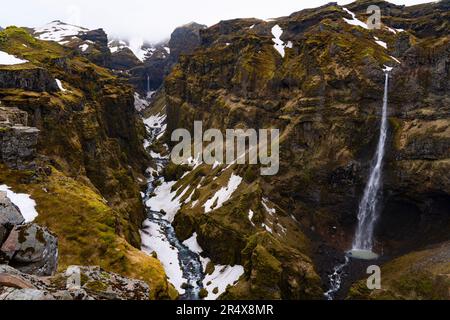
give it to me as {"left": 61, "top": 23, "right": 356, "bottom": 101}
{"left": 108, "top": 38, "right": 166, "bottom": 62}
{"left": 33, "top": 20, "right": 88, "bottom": 44}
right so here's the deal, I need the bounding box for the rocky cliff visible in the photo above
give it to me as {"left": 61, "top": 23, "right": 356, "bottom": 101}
{"left": 160, "top": 0, "right": 449, "bottom": 299}
{"left": 0, "top": 26, "right": 176, "bottom": 299}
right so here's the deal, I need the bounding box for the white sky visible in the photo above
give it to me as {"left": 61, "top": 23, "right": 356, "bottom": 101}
{"left": 1, "top": 0, "right": 433, "bottom": 43}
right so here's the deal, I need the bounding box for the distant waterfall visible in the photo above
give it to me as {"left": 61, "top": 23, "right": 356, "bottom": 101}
{"left": 352, "top": 68, "right": 391, "bottom": 252}
{"left": 146, "top": 75, "right": 150, "bottom": 93}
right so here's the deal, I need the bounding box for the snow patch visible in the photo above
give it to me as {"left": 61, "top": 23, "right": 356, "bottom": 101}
{"left": 248, "top": 210, "right": 255, "bottom": 226}
{"left": 0, "top": 185, "right": 38, "bottom": 222}
{"left": 145, "top": 181, "right": 186, "bottom": 222}
{"left": 342, "top": 8, "right": 369, "bottom": 30}
{"left": 202, "top": 263, "right": 244, "bottom": 300}
{"left": 140, "top": 220, "right": 185, "bottom": 293}
{"left": 374, "top": 38, "right": 387, "bottom": 49}
{"left": 262, "top": 198, "right": 276, "bottom": 216}
{"left": 182, "top": 233, "right": 203, "bottom": 254}
{"left": 55, "top": 79, "right": 67, "bottom": 92}
{"left": 204, "top": 174, "right": 242, "bottom": 213}
{"left": 0, "top": 51, "right": 28, "bottom": 65}
{"left": 390, "top": 56, "right": 401, "bottom": 64}
{"left": 271, "top": 25, "right": 287, "bottom": 58}
{"left": 79, "top": 44, "right": 89, "bottom": 52}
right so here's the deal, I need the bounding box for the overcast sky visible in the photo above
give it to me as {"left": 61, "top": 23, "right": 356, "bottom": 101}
{"left": 1, "top": 0, "right": 433, "bottom": 43}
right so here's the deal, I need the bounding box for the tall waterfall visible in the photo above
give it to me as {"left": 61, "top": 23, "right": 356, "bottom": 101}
{"left": 352, "top": 67, "right": 391, "bottom": 253}
{"left": 146, "top": 75, "right": 150, "bottom": 93}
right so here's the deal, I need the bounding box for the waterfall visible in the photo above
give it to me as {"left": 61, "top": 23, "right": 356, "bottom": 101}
{"left": 325, "top": 67, "right": 392, "bottom": 299}
{"left": 146, "top": 75, "right": 150, "bottom": 93}
{"left": 352, "top": 67, "right": 391, "bottom": 254}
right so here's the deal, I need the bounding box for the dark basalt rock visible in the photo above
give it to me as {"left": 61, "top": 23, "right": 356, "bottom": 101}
{"left": 0, "top": 67, "right": 58, "bottom": 92}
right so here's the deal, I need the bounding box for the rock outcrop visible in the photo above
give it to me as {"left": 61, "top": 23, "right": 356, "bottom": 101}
{"left": 0, "top": 106, "right": 39, "bottom": 170}
{"left": 0, "top": 264, "right": 151, "bottom": 300}
{"left": 0, "top": 67, "right": 58, "bottom": 92}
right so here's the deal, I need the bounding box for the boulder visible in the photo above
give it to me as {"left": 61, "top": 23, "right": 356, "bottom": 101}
{"left": 0, "top": 223, "right": 58, "bottom": 276}
{"left": 0, "top": 191, "right": 24, "bottom": 244}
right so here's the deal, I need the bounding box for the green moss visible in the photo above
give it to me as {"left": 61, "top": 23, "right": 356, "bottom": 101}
{"left": 85, "top": 280, "right": 108, "bottom": 292}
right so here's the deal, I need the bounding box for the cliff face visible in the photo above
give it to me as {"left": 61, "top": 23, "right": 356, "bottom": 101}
{"left": 0, "top": 27, "right": 175, "bottom": 299}
{"left": 163, "top": 1, "right": 449, "bottom": 299}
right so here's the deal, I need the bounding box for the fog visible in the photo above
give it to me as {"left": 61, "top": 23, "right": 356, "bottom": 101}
{"left": 1, "top": 0, "right": 432, "bottom": 43}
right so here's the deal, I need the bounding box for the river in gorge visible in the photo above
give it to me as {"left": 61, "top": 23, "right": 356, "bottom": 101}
{"left": 140, "top": 108, "right": 205, "bottom": 300}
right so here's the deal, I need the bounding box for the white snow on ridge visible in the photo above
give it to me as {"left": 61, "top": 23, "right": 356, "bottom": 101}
{"left": 204, "top": 174, "right": 243, "bottom": 213}
{"left": 34, "top": 21, "right": 88, "bottom": 44}
{"left": 342, "top": 8, "right": 369, "bottom": 30}
{"left": 0, "top": 51, "right": 28, "bottom": 65}
{"left": 0, "top": 185, "right": 38, "bottom": 222}
{"left": 140, "top": 220, "right": 185, "bottom": 294}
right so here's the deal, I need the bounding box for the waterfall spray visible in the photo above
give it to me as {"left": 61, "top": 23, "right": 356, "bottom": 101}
{"left": 351, "top": 66, "right": 391, "bottom": 258}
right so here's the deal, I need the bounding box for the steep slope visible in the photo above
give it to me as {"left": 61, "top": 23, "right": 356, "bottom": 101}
{"left": 161, "top": 0, "right": 449, "bottom": 299}
{"left": 0, "top": 26, "right": 176, "bottom": 299}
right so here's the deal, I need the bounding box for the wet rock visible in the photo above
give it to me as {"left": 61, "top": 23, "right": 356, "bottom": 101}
{"left": 0, "top": 223, "right": 58, "bottom": 276}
